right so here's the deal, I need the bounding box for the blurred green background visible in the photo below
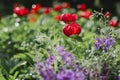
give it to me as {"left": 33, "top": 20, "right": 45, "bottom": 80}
{"left": 0, "top": 0, "right": 120, "bottom": 16}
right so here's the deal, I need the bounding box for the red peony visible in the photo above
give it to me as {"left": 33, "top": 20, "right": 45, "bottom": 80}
{"left": 72, "top": 14, "right": 78, "bottom": 21}
{"left": 109, "top": 20, "right": 119, "bottom": 27}
{"left": 43, "top": 7, "right": 51, "bottom": 14}
{"left": 63, "top": 22, "right": 82, "bottom": 36}
{"left": 32, "top": 4, "right": 41, "bottom": 12}
{"left": 54, "top": 4, "right": 62, "bottom": 11}
{"left": 62, "top": 2, "right": 70, "bottom": 8}
{"left": 80, "top": 10, "right": 92, "bottom": 19}
{"left": 13, "top": 6, "right": 29, "bottom": 16}
{"left": 61, "top": 13, "right": 78, "bottom": 23}
{"left": 77, "top": 4, "right": 87, "bottom": 11}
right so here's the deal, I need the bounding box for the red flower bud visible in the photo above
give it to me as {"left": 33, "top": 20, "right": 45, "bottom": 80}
{"left": 80, "top": 10, "right": 92, "bottom": 19}
{"left": 77, "top": 4, "right": 87, "bottom": 11}
{"left": 62, "top": 2, "right": 70, "bottom": 8}
{"left": 13, "top": 6, "right": 29, "bottom": 16}
{"left": 63, "top": 22, "right": 82, "bottom": 37}
{"left": 43, "top": 7, "right": 51, "bottom": 14}
{"left": 54, "top": 4, "right": 62, "bottom": 11}
{"left": 32, "top": 4, "right": 41, "bottom": 11}
{"left": 61, "top": 14, "right": 78, "bottom": 23}
{"left": 109, "top": 20, "right": 119, "bottom": 27}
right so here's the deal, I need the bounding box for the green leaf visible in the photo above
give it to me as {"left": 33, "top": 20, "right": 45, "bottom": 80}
{"left": 12, "top": 53, "right": 26, "bottom": 59}
{"left": 0, "top": 74, "right": 6, "bottom": 80}
{"left": 10, "top": 61, "right": 27, "bottom": 74}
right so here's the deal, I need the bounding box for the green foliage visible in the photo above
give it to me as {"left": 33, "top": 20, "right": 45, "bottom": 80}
{"left": 0, "top": 8, "right": 120, "bottom": 80}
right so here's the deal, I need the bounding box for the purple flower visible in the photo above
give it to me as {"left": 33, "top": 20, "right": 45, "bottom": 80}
{"left": 35, "top": 61, "right": 44, "bottom": 74}
{"left": 56, "top": 46, "right": 67, "bottom": 56}
{"left": 46, "top": 55, "right": 56, "bottom": 65}
{"left": 57, "top": 68, "right": 75, "bottom": 80}
{"left": 56, "top": 46, "right": 75, "bottom": 66}
{"left": 96, "top": 37, "right": 103, "bottom": 44}
{"left": 40, "top": 68, "right": 57, "bottom": 80}
{"left": 94, "top": 36, "right": 115, "bottom": 52}
{"left": 94, "top": 37, "right": 103, "bottom": 50}
{"left": 35, "top": 46, "right": 87, "bottom": 80}
{"left": 62, "top": 53, "right": 75, "bottom": 66}
{"left": 99, "top": 75, "right": 107, "bottom": 80}
{"left": 35, "top": 61, "right": 41, "bottom": 69}
{"left": 103, "top": 46, "right": 109, "bottom": 52}
{"left": 75, "top": 71, "right": 85, "bottom": 80}
{"left": 71, "top": 63, "right": 81, "bottom": 71}
{"left": 35, "top": 61, "right": 56, "bottom": 80}
{"left": 94, "top": 42, "right": 101, "bottom": 50}
{"left": 103, "top": 36, "right": 115, "bottom": 52}
{"left": 57, "top": 68, "right": 85, "bottom": 80}
{"left": 118, "top": 76, "right": 120, "bottom": 80}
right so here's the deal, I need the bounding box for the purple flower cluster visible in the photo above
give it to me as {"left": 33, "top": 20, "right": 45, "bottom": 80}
{"left": 56, "top": 46, "right": 75, "bottom": 66}
{"left": 94, "top": 36, "right": 115, "bottom": 52}
{"left": 57, "top": 67, "right": 85, "bottom": 80}
{"left": 40, "top": 66, "right": 57, "bottom": 80}
{"left": 35, "top": 46, "right": 85, "bottom": 80}
{"left": 46, "top": 55, "right": 56, "bottom": 65}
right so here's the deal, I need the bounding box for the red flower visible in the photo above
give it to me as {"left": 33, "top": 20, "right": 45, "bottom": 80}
{"left": 54, "top": 14, "right": 62, "bottom": 21}
{"left": 42, "top": 7, "right": 51, "bottom": 14}
{"left": 63, "top": 22, "right": 82, "bottom": 36}
{"left": 13, "top": 6, "right": 29, "bottom": 16}
{"left": 61, "top": 13, "right": 78, "bottom": 23}
{"left": 77, "top": 4, "right": 87, "bottom": 11}
{"left": 62, "top": 2, "right": 70, "bottom": 8}
{"left": 105, "top": 11, "right": 111, "bottom": 18}
{"left": 54, "top": 4, "right": 62, "bottom": 11}
{"left": 109, "top": 20, "right": 119, "bottom": 27}
{"left": 72, "top": 14, "right": 78, "bottom": 21}
{"left": 32, "top": 4, "right": 41, "bottom": 12}
{"left": 80, "top": 10, "right": 92, "bottom": 19}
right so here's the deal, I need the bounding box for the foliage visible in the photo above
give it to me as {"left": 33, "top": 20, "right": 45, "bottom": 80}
{"left": 0, "top": 3, "right": 120, "bottom": 80}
